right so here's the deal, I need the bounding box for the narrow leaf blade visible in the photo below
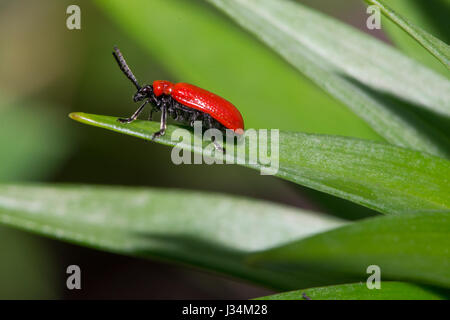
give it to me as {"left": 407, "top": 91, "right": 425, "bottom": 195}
{"left": 250, "top": 211, "right": 450, "bottom": 288}
{"left": 205, "top": 0, "right": 450, "bottom": 157}
{"left": 70, "top": 112, "right": 450, "bottom": 215}
{"left": 256, "top": 281, "right": 447, "bottom": 300}
{"left": 366, "top": 0, "right": 450, "bottom": 69}
{"left": 0, "top": 184, "right": 343, "bottom": 290}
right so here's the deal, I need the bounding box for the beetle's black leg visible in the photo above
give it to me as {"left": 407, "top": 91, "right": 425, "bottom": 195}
{"left": 207, "top": 115, "right": 225, "bottom": 152}
{"left": 118, "top": 100, "right": 148, "bottom": 123}
{"left": 148, "top": 95, "right": 161, "bottom": 121}
{"left": 148, "top": 108, "right": 153, "bottom": 121}
{"left": 211, "top": 136, "right": 224, "bottom": 152}
{"left": 302, "top": 292, "right": 312, "bottom": 300}
{"left": 152, "top": 100, "right": 168, "bottom": 140}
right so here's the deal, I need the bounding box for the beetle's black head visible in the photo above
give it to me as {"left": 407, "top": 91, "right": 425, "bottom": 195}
{"left": 133, "top": 85, "right": 153, "bottom": 102}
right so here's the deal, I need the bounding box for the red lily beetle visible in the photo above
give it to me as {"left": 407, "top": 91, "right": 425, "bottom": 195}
{"left": 112, "top": 47, "right": 244, "bottom": 145}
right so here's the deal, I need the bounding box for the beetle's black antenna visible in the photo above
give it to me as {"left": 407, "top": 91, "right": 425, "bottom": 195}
{"left": 112, "top": 46, "right": 141, "bottom": 90}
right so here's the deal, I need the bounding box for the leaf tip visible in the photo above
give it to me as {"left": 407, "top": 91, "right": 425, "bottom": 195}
{"left": 69, "top": 112, "right": 84, "bottom": 121}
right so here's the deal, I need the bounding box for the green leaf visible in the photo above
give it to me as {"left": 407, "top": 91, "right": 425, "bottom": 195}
{"left": 204, "top": 0, "right": 450, "bottom": 158}
{"left": 95, "top": 0, "right": 380, "bottom": 141}
{"left": 256, "top": 281, "right": 447, "bottom": 300}
{"left": 69, "top": 112, "right": 450, "bottom": 215}
{"left": 249, "top": 211, "right": 450, "bottom": 288}
{"left": 0, "top": 184, "right": 344, "bottom": 290}
{"left": 366, "top": 0, "right": 450, "bottom": 70}
{"left": 379, "top": 0, "right": 450, "bottom": 76}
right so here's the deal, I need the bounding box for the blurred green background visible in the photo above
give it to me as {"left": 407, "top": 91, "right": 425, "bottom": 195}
{"left": 0, "top": 0, "right": 443, "bottom": 299}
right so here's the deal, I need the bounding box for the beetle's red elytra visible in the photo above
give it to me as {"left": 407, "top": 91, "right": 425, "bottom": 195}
{"left": 153, "top": 81, "right": 244, "bottom": 132}
{"left": 112, "top": 47, "right": 244, "bottom": 145}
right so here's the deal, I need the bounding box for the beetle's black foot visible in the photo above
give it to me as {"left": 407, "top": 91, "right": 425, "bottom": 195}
{"left": 210, "top": 136, "right": 225, "bottom": 153}
{"left": 151, "top": 130, "right": 165, "bottom": 140}
{"left": 213, "top": 140, "right": 225, "bottom": 153}
{"left": 117, "top": 117, "right": 134, "bottom": 123}
{"left": 302, "top": 292, "right": 312, "bottom": 300}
